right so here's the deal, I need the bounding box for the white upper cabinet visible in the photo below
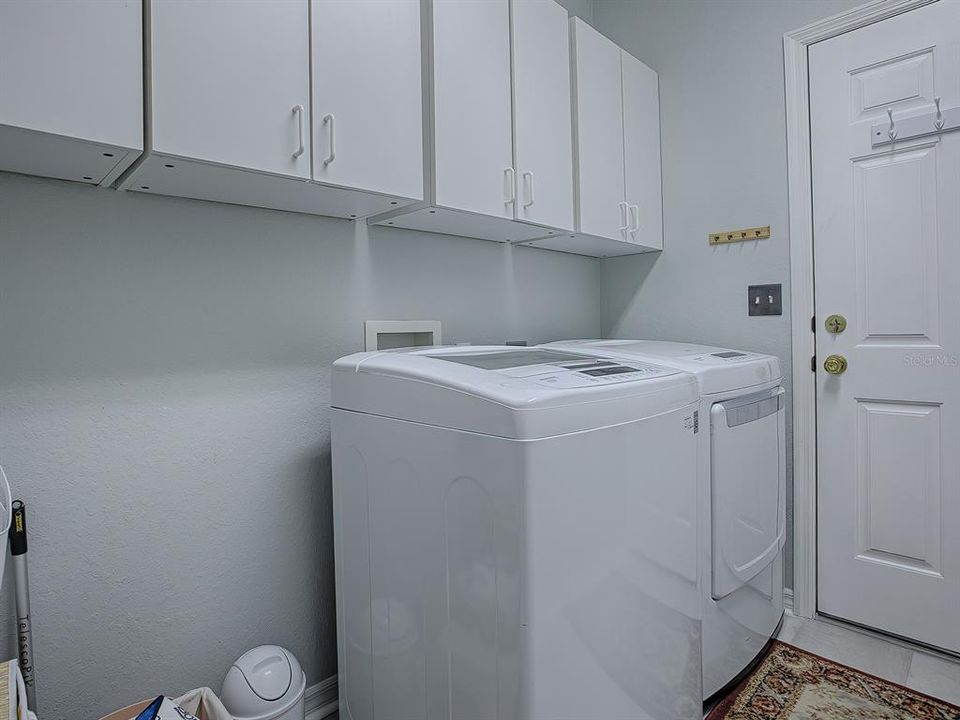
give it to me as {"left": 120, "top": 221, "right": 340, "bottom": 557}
{"left": 0, "top": 0, "right": 142, "bottom": 186}
{"left": 622, "top": 50, "right": 663, "bottom": 250}
{"left": 432, "top": 0, "right": 515, "bottom": 219}
{"left": 311, "top": 0, "right": 423, "bottom": 200}
{"left": 1, "top": 0, "right": 659, "bottom": 255}
{"left": 527, "top": 18, "right": 662, "bottom": 256}
{"left": 123, "top": 0, "right": 422, "bottom": 218}
{"left": 149, "top": 0, "right": 311, "bottom": 178}
{"left": 571, "top": 18, "right": 626, "bottom": 243}
{"left": 511, "top": 0, "right": 575, "bottom": 232}
{"left": 369, "top": 0, "right": 573, "bottom": 244}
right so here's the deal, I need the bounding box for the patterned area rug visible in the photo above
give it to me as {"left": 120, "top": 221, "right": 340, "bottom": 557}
{"left": 707, "top": 641, "right": 960, "bottom": 719}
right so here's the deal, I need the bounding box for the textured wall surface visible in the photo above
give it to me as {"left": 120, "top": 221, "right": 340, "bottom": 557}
{"left": 591, "top": 0, "right": 863, "bottom": 588}
{"left": 0, "top": 172, "right": 600, "bottom": 719}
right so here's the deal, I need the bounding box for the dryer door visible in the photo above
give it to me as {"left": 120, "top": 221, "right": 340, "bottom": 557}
{"left": 711, "top": 387, "right": 786, "bottom": 600}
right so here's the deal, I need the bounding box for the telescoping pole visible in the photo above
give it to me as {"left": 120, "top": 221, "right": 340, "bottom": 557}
{"left": 9, "top": 500, "right": 36, "bottom": 712}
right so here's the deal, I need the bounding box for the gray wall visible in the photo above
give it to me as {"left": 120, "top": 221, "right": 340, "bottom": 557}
{"left": 0, "top": 173, "right": 600, "bottom": 719}
{"left": 591, "top": 0, "right": 862, "bottom": 588}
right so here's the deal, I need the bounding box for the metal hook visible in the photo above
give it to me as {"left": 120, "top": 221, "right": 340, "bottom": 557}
{"left": 934, "top": 96, "right": 944, "bottom": 130}
{"left": 886, "top": 108, "right": 897, "bottom": 140}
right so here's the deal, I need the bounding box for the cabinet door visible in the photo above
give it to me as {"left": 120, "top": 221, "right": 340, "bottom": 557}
{"left": 312, "top": 0, "right": 423, "bottom": 200}
{"left": 571, "top": 18, "right": 625, "bottom": 241}
{"left": 622, "top": 51, "right": 663, "bottom": 249}
{"left": 432, "top": 0, "right": 514, "bottom": 218}
{"left": 0, "top": 0, "right": 141, "bottom": 149}
{"left": 511, "top": 0, "right": 574, "bottom": 231}
{"left": 150, "top": 0, "right": 310, "bottom": 179}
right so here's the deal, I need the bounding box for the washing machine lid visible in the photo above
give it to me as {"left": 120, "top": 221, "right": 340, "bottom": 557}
{"left": 542, "top": 340, "right": 781, "bottom": 395}
{"left": 332, "top": 346, "right": 698, "bottom": 439}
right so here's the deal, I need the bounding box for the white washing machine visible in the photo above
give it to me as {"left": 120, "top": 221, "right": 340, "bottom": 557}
{"left": 544, "top": 340, "right": 786, "bottom": 701}
{"left": 332, "top": 346, "right": 705, "bottom": 720}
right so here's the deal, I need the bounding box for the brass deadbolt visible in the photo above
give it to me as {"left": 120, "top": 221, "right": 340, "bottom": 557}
{"left": 823, "top": 354, "right": 848, "bottom": 375}
{"left": 825, "top": 314, "right": 847, "bottom": 334}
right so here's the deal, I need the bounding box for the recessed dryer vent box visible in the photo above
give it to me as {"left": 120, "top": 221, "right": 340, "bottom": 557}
{"left": 364, "top": 320, "right": 442, "bottom": 351}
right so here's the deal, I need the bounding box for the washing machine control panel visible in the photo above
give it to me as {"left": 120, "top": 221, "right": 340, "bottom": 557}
{"left": 428, "top": 349, "right": 680, "bottom": 389}
{"left": 688, "top": 351, "right": 758, "bottom": 364}
{"left": 520, "top": 359, "right": 678, "bottom": 388}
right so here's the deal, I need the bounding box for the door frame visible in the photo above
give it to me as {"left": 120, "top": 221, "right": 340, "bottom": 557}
{"left": 783, "top": 0, "right": 937, "bottom": 619}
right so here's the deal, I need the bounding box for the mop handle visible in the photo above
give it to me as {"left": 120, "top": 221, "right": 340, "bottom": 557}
{"left": 9, "top": 500, "right": 36, "bottom": 712}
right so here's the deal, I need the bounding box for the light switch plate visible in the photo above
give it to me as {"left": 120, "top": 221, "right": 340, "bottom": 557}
{"left": 748, "top": 284, "right": 782, "bottom": 316}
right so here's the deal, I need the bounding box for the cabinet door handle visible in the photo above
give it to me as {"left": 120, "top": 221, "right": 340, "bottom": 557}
{"left": 629, "top": 204, "right": 640, "bottom": 233}
{"left": 619, "top": 201, "right": 629, "bottom": 233}
{"left": 504, "top": 167, "right": 516, "bottom": 205}
{"left": 292, "top": 105, "right": 305, "bottom": 159}
{"left": 522, "top": 171, "right": 535, "bottom": 208}
{"left": 322, "top": 113, "right": 336, "bottom": 166}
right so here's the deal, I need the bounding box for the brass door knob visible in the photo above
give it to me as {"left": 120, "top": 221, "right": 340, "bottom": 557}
{"left": 824, "top": 354, "right": 848, "bottom": 375}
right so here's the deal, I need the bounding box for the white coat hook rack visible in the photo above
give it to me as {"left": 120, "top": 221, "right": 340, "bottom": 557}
{"left": 872, "top": 100, "right": 960, "bottom": 148}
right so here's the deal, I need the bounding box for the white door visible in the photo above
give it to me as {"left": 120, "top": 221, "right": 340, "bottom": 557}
{"left": 150, "top": 0, "right": 311, "bottom": 179}
{"left": 621, "top": 50, "right": 663, "bottom": 250}
{"left": 511, "top": 0, "right": 574, "bottom": 231}
{"left": 311, "top": 0, "right": 423, "bottom": 200}
{"left": 571, "top": 18, "right": 626, "bottom": 242}
{"left": 811, "top": 1, "right": 960, "bottom": 653}
{"left": 431, "top": 0, "right": 514, "bottom": 218}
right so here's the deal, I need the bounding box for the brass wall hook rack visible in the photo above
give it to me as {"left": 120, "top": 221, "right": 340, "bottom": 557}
{"left": 709, "top": 225, "right": 770, "bottom": 245}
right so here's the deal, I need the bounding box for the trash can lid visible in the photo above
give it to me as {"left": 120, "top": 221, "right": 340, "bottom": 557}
{"left": 221, "top": 646, "right": 306, "bottom": 720}
{"left": 232, "top": 645, "right": 293, "bottom": 701}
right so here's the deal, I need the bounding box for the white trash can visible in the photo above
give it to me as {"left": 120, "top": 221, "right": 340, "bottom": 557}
{"left": 221, "top": 646, "right": 306, "bottom": 720}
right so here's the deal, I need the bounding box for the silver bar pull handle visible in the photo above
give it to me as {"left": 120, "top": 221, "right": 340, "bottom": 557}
{"left": 522, "top": 171, "right": 535, "bottom": 208}
{"left": 323, "top": 113, "right": 336, "bottom": 166}
{"left": 504, "top": 167, "right": 516, "bottom": 205}
{"left": 292, "top": 105, "right": 305, "bottom": 159}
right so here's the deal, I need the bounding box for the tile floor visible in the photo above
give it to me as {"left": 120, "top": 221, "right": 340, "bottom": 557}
{"left": 776, "top": 611, "right": 960, "bottom": 706}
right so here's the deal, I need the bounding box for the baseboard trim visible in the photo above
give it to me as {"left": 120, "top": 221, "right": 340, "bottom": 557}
{"left": 305, "top": 675, "right": 339, "bottom": 720}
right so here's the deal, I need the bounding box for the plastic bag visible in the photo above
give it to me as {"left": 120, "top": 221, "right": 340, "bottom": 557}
{"left": 134, "top": 689, "right": 231, "bottom": 720}
{"left": 171, "top": 688, "right": 232, "bottom": 720}
{"left": 100, "top": 687, "right": 231, "bottom": 720}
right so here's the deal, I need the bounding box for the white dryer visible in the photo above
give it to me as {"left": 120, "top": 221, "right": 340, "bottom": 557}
{"left": 544, "top": 340, "right": 786, "bottom": 701}
{"left": 332, "top": 346, "right": 704, "bottom": 720}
